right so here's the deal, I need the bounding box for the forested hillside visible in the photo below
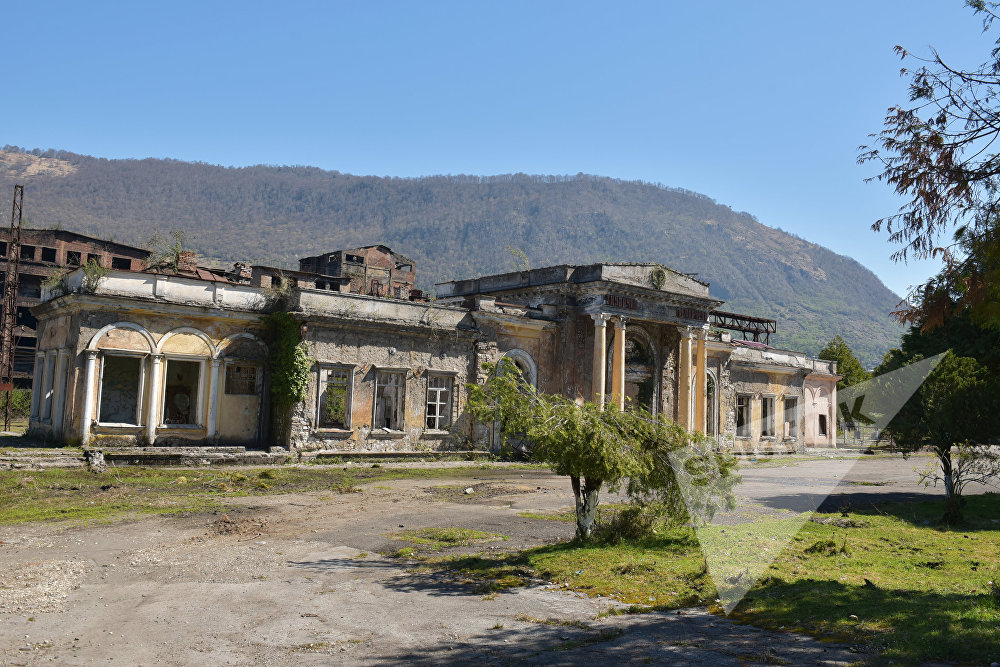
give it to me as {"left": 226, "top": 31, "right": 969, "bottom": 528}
{"left": 0, "top": 147, "right": 902, "bottom": 365}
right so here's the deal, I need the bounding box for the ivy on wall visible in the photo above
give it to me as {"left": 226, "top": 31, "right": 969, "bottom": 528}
{"left": 261, "top": 311, "right": 310, "bottom": 446}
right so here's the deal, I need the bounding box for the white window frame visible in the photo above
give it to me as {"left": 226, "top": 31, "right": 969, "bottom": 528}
{"left": 160, "top": 355, "right": 206, "bottom": 428}
{"left": 761, "top": 394, "right": 776, "bottom": 438}
{"left": 784, "top": 396, "right": 798, "bottom": 439}
{"left": 95, "top": 352, "right": 147, "bottom": 427}
{"left": 425, "top": 372, "right": 456, "bottom": 431}
{"left": 373, "top": 368, "right": 407, "bottom": 431}
{"left": 316, "top": 364, "right": 354, "bottom": 430}
{"left": 735, "top": 394, "right": 751, "bottom": 438}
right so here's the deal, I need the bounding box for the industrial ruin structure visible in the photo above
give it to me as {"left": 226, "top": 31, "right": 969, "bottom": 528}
{"left": 0, "top": 229, "right": 149, "bottom": 386}
{"left": 27, "top": 244, "right": 838, "bottom": 453}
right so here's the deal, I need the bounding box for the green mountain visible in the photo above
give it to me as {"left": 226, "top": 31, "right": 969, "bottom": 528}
{"left": 0, "top": 146, "right": 903, "bottom": 365}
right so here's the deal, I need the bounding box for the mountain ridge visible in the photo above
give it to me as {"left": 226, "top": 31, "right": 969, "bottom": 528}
{"left": 0, "top": 146, "right": 902, "bottom": 365}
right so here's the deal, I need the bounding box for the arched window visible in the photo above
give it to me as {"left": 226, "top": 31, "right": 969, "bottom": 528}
{"left": 705, "top": 370, "right": 718, "bottom": 437}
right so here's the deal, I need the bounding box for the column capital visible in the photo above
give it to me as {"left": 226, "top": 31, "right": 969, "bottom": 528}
{"left": 150, "top": 353, "right": 164, "bottom": 363}
{"left": 210, "top": 357, "right": 223, "bottom": 368}
{"left": 613, "top": 316, "right": 628, "bottom": 330}
{"left": 84, "top": 349, "right": 99, "bottom": 361}
{"left": 590, "top": 312, "right": 611, "bottom": 326}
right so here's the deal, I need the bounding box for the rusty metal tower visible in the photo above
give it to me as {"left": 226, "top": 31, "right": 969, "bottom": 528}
{"left": 0, "top": 185, "right": 24, "bottom": 431}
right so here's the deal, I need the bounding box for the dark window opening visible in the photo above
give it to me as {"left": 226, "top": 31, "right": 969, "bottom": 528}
{"left": 818, "top": 414, "right": 828, "bottom": 437}
{"left": 111, "top": 256, "right": 132, "bottom": 270}
{"left": 0, "top": 242, "right": 7, "bottom": 257}
{"left": 162, "top": 359, "right": 201, "bottom": 426}
{"left": 346, "top": 254, "right": 363, "bottom": 264}
{"left": 40, "top": 247, "right": 57, "bottom": 262}
{"left": 20, "top": 245, "right": 35, "bottom": 261}
{"left": 761, "top": 396, "right": 775, "bottom": 437}
{"left": 736, "top": 395, "right": 751, "bottom": 437}
{"left": 374, "top": 371, "right": 404, "bottom": 430}
{"left": 67, "top": 251, "right": 81, "bottom": 266}
{"left": 99, "top": 356, "right": 142, "bottom": 425}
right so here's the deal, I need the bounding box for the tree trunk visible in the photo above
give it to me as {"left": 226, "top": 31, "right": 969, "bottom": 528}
{"left": 940, "top": 447, "right": 963, "bottom": 524}
{"left": 571, "top": 475, "right": 603, "bottom": 541}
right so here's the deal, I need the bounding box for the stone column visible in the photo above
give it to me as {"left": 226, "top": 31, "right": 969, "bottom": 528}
{"left": 694, "top": 328, "right": 708, "bottom": 433}
{"left": 52, "top": 349, "right": 70, "bottom": 439}
{"left": 677, "top": 328, "right": 692, "bottom": 429}
{"left": 590, "top": 314, "right": 610, "bottom": 407}
{"left": 146, "top": 354, "right": 163, "bottom": 445}
{"left": 207, "top": 358, "right": 222, "bottom": 441}
{"left": 80, "top": 350, "right": 98, "bottom": 445}
{"left": 611, "top": 317, "right": 627, "bottom": 411}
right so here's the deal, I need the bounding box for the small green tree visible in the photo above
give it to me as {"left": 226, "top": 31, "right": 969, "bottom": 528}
{"left": 887, "top": 351, "right": 1000, "bottom": 523}
{"left": 819, "top": 335, "right": 871, "bottom": 389}
{"left": 467, "top": 362, "right": 738, "bottom": 540}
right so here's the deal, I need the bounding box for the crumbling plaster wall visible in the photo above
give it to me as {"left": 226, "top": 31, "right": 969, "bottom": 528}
{"left": 294, "top": 321, "right": 478, "bottom": 453}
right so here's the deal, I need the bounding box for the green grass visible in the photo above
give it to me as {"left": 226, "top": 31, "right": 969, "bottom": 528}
{"left": 0, "top": 464, "right": 520, "bottom": 526}
{"left": 441, "top": 494, "right": 1000, "bottom": 665}
{"left": 387, "top": 526, "right": 508, "bottom": 551}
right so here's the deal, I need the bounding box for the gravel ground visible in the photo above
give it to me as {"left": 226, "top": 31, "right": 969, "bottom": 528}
{"left": 0, "top": 455, "right": 959, "bottom": 665}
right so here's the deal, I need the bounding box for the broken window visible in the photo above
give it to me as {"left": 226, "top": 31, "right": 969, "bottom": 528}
{"left": 818, "top": 414, "right": 828, "bottom": 437}
{"left": 317, "top": 366, "right": 352, "bottom": 428}
{"left": 761, "top": 396, "right": 775, "bottom": 437}
{"left": 784, "top": 397, "right": 798, "bottom": 439}
{"left": 736, "top": 394, "right": 751, "bottom": 437}
{"left": 162, "top": 359, "right": 202, "bottom": 426}
{"left": 0, "top": 242, "right": 7, "bottom": 257}
{"left": 20, "top": 245, "right": 35, "bottom": 261}
{"left": 99, "top": 355, "right": 143, "bottom": 425}
{"left": 374, "top": 371, "right": 405, "bottom": 430}
{"left": 40, "top": 247, "right": 57, "bottom": 263}
{"left": 225, "top": 364, "right": 258, "bottom": 395}
{"left": 425, "top": 374, "right": 453, "bottom": 430}
{"left": 111, "top": 256, "right": 132, "bottom": 270}
{"left": 67, "top": 250, "right": 81, "bottom": 266}
{"left": 346, "top": 254, "right": 363, "bottom": 264}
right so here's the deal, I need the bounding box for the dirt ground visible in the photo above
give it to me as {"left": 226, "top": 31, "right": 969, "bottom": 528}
{"left": 0, "top": 456, "right": 952, "bottom": 665}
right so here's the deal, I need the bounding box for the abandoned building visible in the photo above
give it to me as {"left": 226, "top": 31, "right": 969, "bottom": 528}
{"left": 0, "top": 229, "right": 149, "bottom": 386}
{"left": 26, "top": 246, "right": 838, "bottom": 453}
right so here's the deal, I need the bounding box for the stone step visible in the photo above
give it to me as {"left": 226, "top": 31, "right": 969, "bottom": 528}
{"left": 86, "top": 446, "right": 292, "bottom": 467}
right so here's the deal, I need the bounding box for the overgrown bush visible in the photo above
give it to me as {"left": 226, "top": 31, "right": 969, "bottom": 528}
{"left": 0, "top": 389, "right": 31, "bottom": 418}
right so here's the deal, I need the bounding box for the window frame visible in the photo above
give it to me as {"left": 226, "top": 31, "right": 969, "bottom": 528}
{"left": 761, "top": 394, "right": 776, "bottom": 438}
{"left": 425, "top": 371, "right": 456, "bottom": 432}
{"left": 159, "top": 355, "right": 206, "bottom": 428}
{"left": 95, "top": 351, "right": 147, "bottom": 428}
{"left": 783, "top": 396, "right": 798, "bottom": 440}
{"left": 818, "top": 413, "right": 828, "bottom": 437}
{"left": 735, "top": 393, "right": 751, "bottom": 438}
{"left": 373, "top": 368, "right": 407, "bottom": 431}
{"left": 315, "top": 363, "right": 355, "bottom": 430}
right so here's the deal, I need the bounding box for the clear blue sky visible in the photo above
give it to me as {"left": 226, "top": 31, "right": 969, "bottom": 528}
{"left": 6, "top": 1, "right": 992, "bottom": 297}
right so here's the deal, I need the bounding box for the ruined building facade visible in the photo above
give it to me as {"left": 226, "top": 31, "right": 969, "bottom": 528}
{"left": 27, "top": 248, "right": 838, "bottom": 453}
